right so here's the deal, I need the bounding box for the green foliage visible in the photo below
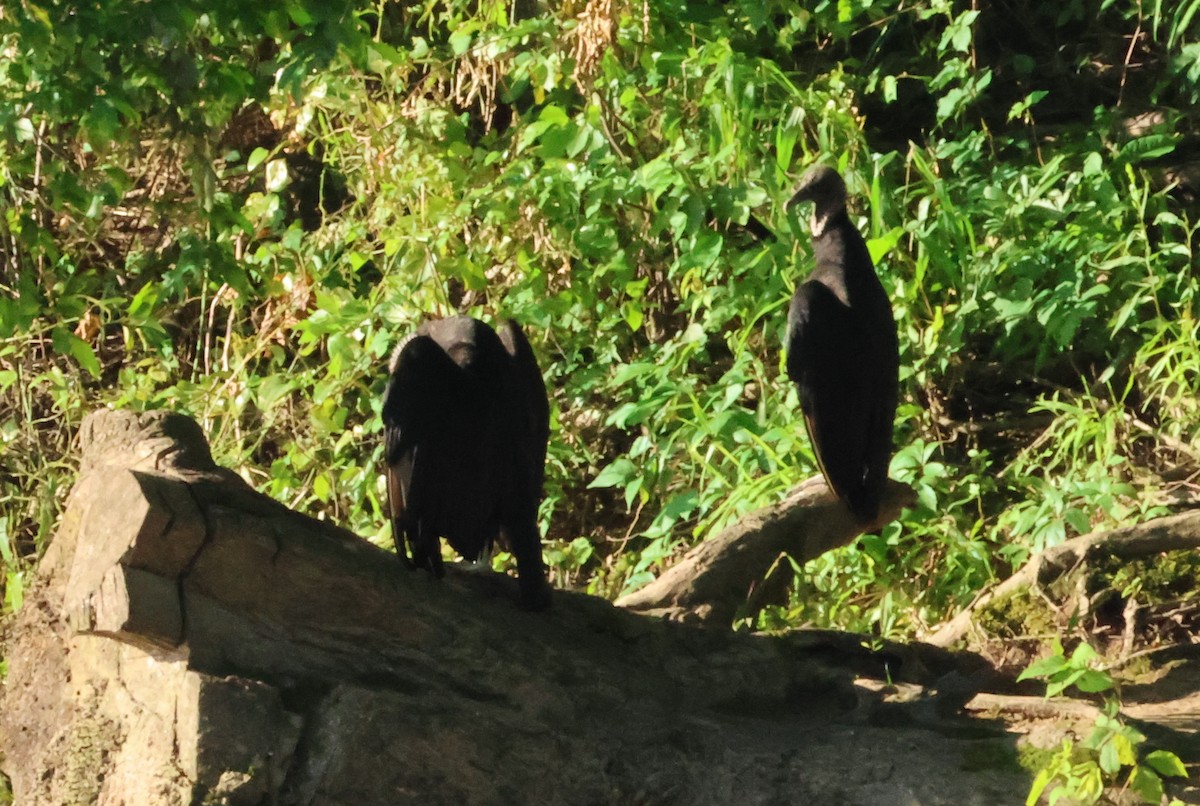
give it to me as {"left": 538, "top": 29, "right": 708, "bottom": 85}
{"left": 1019, "top": 642, "right": 1189, "bottom": 805}
{"left": 1, "top": 0, "right": 1200, "bottom": 643}
{"left": 1017, "top": 641, "right": 1114, "bottom": 698}
{"left": 1106, "top": 549, "right": 1200, "bottom": 604}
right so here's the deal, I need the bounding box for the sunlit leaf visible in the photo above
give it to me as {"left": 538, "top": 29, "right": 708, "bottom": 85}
{"left": 1129, "top": 766, "right": 1164, "bottom": 804}
{"left": 265, "top": 159, "right": 290, "bottom": 192}
{"left": 247, "top": 147, "right": 271, "bottom": 172}
{"left": 1119, "top": 134, "right": 1178, "bottom": 163}
{"left": 1143, "top": 750, "right": 1187, "bottom": 778}
{"left": 589, "top": 458, "right": 637, "bottom": 489}
{"left": 51, "top": 328, "right": 101, "bottom": 379}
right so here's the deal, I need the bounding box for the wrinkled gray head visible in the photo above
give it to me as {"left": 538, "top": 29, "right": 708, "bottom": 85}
{"left": 390, "top": 316, "right": 482, "bottom": 373}
{"left": 421, "top": 315, "right": 482, "bottom": 367}
{"left": 787, "top": 166, "right": 847, "bottom": 211}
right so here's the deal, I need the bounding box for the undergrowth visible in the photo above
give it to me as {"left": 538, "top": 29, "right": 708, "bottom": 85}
{"left": 2, "top": 0, "right": 1200, "bottom": 639}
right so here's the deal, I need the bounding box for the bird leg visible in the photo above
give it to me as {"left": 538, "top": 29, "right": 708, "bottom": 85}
{"left": 505, "top": 519, "right": 552, "bottom": 611}
{"left": 407, "top": 518, "right": 444, "bottom": 577}
{"left": 385, "top": 463, "right": 415, "bottom": 570}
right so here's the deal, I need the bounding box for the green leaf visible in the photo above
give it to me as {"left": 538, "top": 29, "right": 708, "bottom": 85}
{"left": 866, "top": 227, "right": 903, "bottom": 264}
{"left": 589, "top": 458, "right": 637, "bottom": 489}
{"left": 612, "top": 362, "right": 661, "bottom": 385}
{"left": 312, "top": 472, "right": 332, "bottom": 502}
{"left": 14, "top": 117, "right": 35, "bottom": 142}
{"left": 5, "top": 570, "right": 22, "bottom": 612}
{"left": 623, "top": 477, "right": 642, "bottom": 509}
{"left": 449, "top": 25, "right": 475, "bottom": 56}
{"left": 1112, "top": 732, "right": 1138, "bottom": 766}
{"left": 1018, "top": 653, "right": 1068, "bottom": 682}
{"left": 83, "top": 98, "right": 119, "bottom": 144}
{"left": 265, "top": 159, "right": 290, "bottom": 192}
{"left": 951, "top": 20, "right": 973, "bottom": 52}
{"left": 1071, "top": 669, "right": 1114, "bottom": 693}
{"left": 1025, "top": 767, "right": 1054, "bottom": 806}
{"left": 286, "top": 2, "right": 314, "bottom": 26}
{"left": 881, "top": 75, "right": 898, "bottom": 103}
{"left": 1119, "top": 134, "right": 1178, "bottom": 163}
{"left": 1098, "top": 739, "right": 1121, "bottom": 775}
{"left": 84, "top": 193, "right": 105, "bottom": 219}
{"left": 538, "top": 104, "right": 570, "bottom": 127}
{"left": 538, "top": 122, "right": 577, "bottom": 158}
{"left": 516, "top": 105, "right": 573, "bottom": 152}
{"left": 0, "top": 517, "right": 12, "bottom": 565}
{"left": 620, "top": 570, "right": 656, "bottom": 597}
{"left": 247, "top": 147, "right": 271, "bottom": 172}
{"left": 51, "top": 327, "right": 101, "bottom": 378}
{"left": 622, "top": 301, "right": 644, "bottom": 331}
{"left": 775, "top": 124, "right": 797, "bottom": 172}
{"left": 660, "top": 490, "right": 699, "bottom": 521}
{"left": 367, "top": 41, "right": 405, "bottom": 69}
{"left": 635, "top": 157, "right": 681, "bottom": 200}
{"left": 1143, "top": 750, "right": 1187, "bottom": 778}
{"left": 257, "top": 375, "right": 298, "bottom": 408}
{"left": 1129, "top": 766, "right": 1164, "bottom": 804}
{"left": 936, "top": 87, "right": 965, "bottom": 122}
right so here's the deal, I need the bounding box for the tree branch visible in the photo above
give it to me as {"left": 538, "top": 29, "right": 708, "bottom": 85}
{"left": 617, "top": 475, "right": 917, "bottom": 624}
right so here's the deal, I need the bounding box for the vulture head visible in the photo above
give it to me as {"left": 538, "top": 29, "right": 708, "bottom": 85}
{"left": 788, "top": 166, "right": 848, "bottom": 238}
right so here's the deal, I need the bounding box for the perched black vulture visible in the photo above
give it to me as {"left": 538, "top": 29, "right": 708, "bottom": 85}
{"left": 786, "top": 167, "right": 899, "bottom": 523}
{"left": 382, "top": 316, "right": 552, "bottom": 610}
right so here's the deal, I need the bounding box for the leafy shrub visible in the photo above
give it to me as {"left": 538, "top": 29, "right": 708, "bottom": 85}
{"left": 2, "top": 0, "right": 1200, "bottom": 636}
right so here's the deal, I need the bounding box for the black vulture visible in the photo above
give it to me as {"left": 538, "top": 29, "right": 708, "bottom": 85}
{"left": 382, "top": 316, "right": 552, "bottom": 610}
{"left": 785, "top": 167, "right": 899, "bottom": 523}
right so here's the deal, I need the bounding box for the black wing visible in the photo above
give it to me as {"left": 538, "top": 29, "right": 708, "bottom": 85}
{"left": 497, "top": 319, "right": 551, "bottom": 493}
{"left": 786, "top": 279, "right": 881, "bottom": 521}
{"left": 381, "top": 333, "right": 462, "bottom": 565}
{"left": 496, "top": 319, "right": 553, "bottom": 610}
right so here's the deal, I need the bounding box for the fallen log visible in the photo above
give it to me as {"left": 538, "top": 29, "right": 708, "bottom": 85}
{"left": 0, "top": 409, "right": 1026, "bottom": 805}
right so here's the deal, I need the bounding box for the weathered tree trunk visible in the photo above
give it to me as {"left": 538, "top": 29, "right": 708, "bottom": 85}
{"left": 0, "top": 410, "right": 1031, "bottom": 805}
{"left": 617, "top": 476, "right": 917, "bottom": 623}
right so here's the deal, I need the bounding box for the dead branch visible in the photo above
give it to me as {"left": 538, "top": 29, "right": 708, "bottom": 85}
{"left": 965, "top": 692, "right": 1104, "bottom": 723}
{"left": 616, "top": 476, "right": 917, "bottom": 624}
{"left": 925, "top": 511, "right": 1200, "bottom": 648}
